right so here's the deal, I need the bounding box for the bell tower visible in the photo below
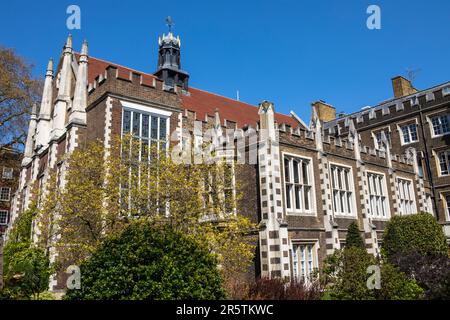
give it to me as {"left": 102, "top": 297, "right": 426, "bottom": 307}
{"left": 154, "top": 17, "right": 189, "bottom": 91}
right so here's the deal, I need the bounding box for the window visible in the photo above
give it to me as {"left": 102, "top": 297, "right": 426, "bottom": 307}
{"left": 374, "top": 130, "right": 391, "bottom": 150}
{"left": 292, "top": 243, "right": 317, "bottom": 282}
{"left": 445, "top": 195, "right": 450, "bottom": 220}
{"left": 400, "top": 124, "right": 418, "bottom": 144}
{"left": 0, "top": 210, "right": 8, "bottom": 225}
{"left": 437, "top": 150, "right": 450, "bottom": 175}
{"left": 0, "top": 187, "right": 11, "bottom": 201}
{"left": 431, "top": 114, "right": 450, "bottom": 136}
{"left": 330, "top": 165, "right": 355, "bottom": 216}
{"left": 367, "top": 172, "right": 389, "bottom": 219}
{"left": 122, "top": 108, "right": 169, "bottom": 162}
{"left": 284, "top": 156, "right": 313, "bottom": 214}
{"left": 2, "top": 167, "right": 13, "bottom": 179}
{"left": 397, "top": 178, "right": 416, "bottom": 215}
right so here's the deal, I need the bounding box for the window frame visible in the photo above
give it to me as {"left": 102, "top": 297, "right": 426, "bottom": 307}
{"left": 282, "top": 153, "right": 316, "bottom": 216}
{"left": 2, "top": 167, "right": 13, "bottom": 180}
{"left": 396, "top": 177, "right": 417, "bottom": 216}
{"left": 291, "top": 240, "right": 319, "bottom": 283}
{"left": 329, "top": 162, "right": 357, "bottom": 218}
{"left": 0, "top": 187, "right": 11, "bottom": 201}
{"left": 0, "top": 209, "right": 8, "bottom": 225}
{"left": 397, "top": 121, "right": 419, "bottom": 146}
{"left": 428, "top": 113, "right": 450, "bottom": 138}
{"left": 371, "top": 127, "right": 391, "bottom": 150}
{"left": 366, "top": 170, "right": 390, "bottom": 220}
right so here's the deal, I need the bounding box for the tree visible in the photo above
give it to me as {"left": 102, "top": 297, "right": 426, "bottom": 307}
{"left": 0, "top": 46, "right": 42, "bottom": 149}
{"left": 345, "top": 221, "right": 365, "bottom": 249}
{"left": 35, "top": 137, "right": 256, "bottom": 295}
{"left": 65, "top": 220, "right": 226, "bottom": 300}
{"left": 390, "top": 252, "right": 450, "bottom": 300}
{"left": 322, "top": 247, "right": 423, "bottom": 300}
{"left": 382, "top": 213, "right": 448, "bottom": 258}
{"left": 4, "top": 247, "right": 51, "bottom": 299}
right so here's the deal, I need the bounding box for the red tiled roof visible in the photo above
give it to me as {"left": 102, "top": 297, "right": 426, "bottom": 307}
{"left": 84, "top": 55, "right": 299, "bottom": 128}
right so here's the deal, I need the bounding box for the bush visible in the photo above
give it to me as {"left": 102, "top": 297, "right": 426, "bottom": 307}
{"left": 390, "top": 252, "right": 450, "bottom": 299}
{"left": 65, "top": 220, "right": 226, "bottom": 300}
{"left": 323, "top": 247, "right": 423, "bottom": 300}
{"left": 246, "top": 277, "right": 323, "bottom": 300}
{"left": 382, "top": 213, "right": 447, "bottom": 258}
{"left": 4, "top": 247, "right": 52, "bottom": 299}
{"left": 345, "top": 222, "right": 365, "bottom": 249}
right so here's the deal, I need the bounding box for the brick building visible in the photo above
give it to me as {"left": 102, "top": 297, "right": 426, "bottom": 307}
{"left": 322, "top": 77, "right": 450, "bottom": 241}
{"left": 0, "top": 148, "right": 21, "bottom": 234}
{"left": 8, "top": 29, "right": 442, "bottom": 289}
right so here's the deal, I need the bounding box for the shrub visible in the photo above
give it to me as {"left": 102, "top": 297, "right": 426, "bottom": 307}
{"left": 382, "top": 213, "right": 447, "bottom": 258}
{"left": 65, "top": 220, "right": 226, "bottom": 300}
{"left": 376, "top": 263, "right": 424, "bottom": 300}
{"left": 4, "top": 247, "right": 52, "bottom": 299}
{"left": 345, "top": 222, "right": 365, "bottom": 249}
{"left": 390, "top": 252, "right": 450, "bottom": 299}
{"left": 246, "top": 277, "right": 323, "bottom": 300}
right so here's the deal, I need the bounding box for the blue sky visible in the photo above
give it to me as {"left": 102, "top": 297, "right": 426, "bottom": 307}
{"left": 1, "top": 0, "right": 449, "bottom": 121}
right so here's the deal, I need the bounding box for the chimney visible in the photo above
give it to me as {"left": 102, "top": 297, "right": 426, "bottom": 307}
{"left": 391, "top": 76, "right": 417, "bottom": 98}
{"left": 311, "top": 100, "right": 336, "bottom": 122}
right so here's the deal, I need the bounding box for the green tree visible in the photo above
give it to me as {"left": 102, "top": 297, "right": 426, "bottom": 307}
{"left": 345, "top": 222, "right": 365, "bottom": 249}
{"left": 382, "top": 213, "right": 447, "bottom": 258}
{"left": 4, "top": 247, "right": 51, "bottom": 299}
{"left": 65, "top": 220, "right": 226, "bottom": 300}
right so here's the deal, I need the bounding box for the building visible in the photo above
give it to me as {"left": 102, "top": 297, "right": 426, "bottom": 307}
{"left": 8, "top": 27, "right": 442, "bottom": 290}
{"left": 0, "top": 148, "right": 21, "bottom": 234}
{"left": 322, "top": 77, "right": 450, "bottom": 241}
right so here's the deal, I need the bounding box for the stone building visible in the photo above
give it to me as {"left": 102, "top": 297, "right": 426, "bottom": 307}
{"left": 8, "top": 28, "right": 439, "bottom": 289}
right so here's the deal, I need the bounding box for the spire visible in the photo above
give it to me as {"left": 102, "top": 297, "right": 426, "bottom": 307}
{"left": 69, "top": 40, "right": 88, "bottom": 125}
{"left": 348, "top": 118, "right": 360, "bottom": 161}
{"left": 23, "top": 103, "right": 38, "bottom": 164}
{"left": 51, "top": 35, "right": 74, "bottom": 139}
{"left": 154, "top": 17, "right": 189, "bottom": 91}
{"left": 35, "top": 58, "right": 54, "bottom": 149}
{"left": 258, "top": 101, "right": 276, "bottom": 141}
{"left": 311, "top": 108, "right": 323, "bottom": 151}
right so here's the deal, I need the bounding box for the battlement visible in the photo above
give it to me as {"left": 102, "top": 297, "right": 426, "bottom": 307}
{"left": 323, "top": 81, "right": 450, "bottom": 135}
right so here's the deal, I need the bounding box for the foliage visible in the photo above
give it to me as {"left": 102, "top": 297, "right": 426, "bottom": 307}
{"left": 0, "top": 46, "right": 43, "bottom": 149}
{"left": 246, "top": 277, "right": 323, "bottom": 300}
{"left": 376, "top": 263, "right": 424, "bottom": 300}
{"left": 382, "top": 213, "right": 447, "bottom": 258}
{"left": 390, "top": 252, "right": 450, "bottom": 300}
{"left": 4, "top": 246, "right": 52, "bottom": 299}
{"left": 322, "top": 247, "right": 423, "bottom": 300}
{"left": 345, "top": 221, "right": 365, "bottom": 249}
{"left": 6, "top": 202, "right": 35, "bottom": 244}
{"left": 35, "top": 137, "right": 256, "bottom": 295}
{"left": 65, "top": 220, "right": 226, "bottom": 300}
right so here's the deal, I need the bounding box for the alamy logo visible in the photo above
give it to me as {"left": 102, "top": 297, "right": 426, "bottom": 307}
{"left": 367, "top": 265, "right": 381, "bottom": 290}
{"left": 366, "top": 5, "right": 381, "bottom": 30}
{"left": 66, "top": 265, "right": 81, "bottom": 290}
{"left": 66, "top": 5, "right": 81, "bottom": 30}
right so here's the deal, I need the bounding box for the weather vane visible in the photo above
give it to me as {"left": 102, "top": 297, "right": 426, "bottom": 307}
{"left": 166, "top": 16, "right": 174, "bottom": 33}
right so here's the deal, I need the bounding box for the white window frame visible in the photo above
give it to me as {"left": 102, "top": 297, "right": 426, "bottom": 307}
{"left": 435, "top": 149, "right": 450, "bottom": 177}
{"left": 367, "top": 170, "right": 390, "bottom": 220}
{"left": 427, "top": 113, "right": 450, "bottom": 138}
{"left": 397, "top": 120, "right": 419, "bottom": 145}
{"left": 396, "top": 177, "right": 417, "bottom": 216}
{"left": 0, "top": 187, "right": 11, "bottom": 201}
{"left": 291, "top": 240, "right": 319, "bottom": 283}
{"left": 329, "top": 162, "right": 357, "bottom": 217}
{"left": 442, "top": 193, "right": 450, "bottom": 222}
{"left": 0, "top": 209, "right": 8, "bottom": 225}
{"left": 2, "top": 167, "right": 13, "bottom": 179}
{"left": 282, "top": 153, "right": 316, "bottom": 216}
